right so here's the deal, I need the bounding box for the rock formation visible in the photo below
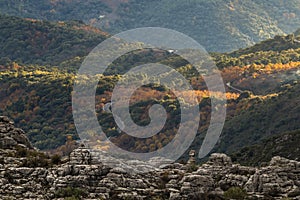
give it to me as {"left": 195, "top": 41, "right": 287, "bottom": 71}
{"left": 0, "top": 116, "right": 299, "bottom": 199}
{"left": 0, "top": 116, "right": 33, "bottom": 150}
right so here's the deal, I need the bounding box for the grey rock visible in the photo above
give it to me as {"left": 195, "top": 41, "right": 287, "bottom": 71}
{"left": 0, "top": 117, "right": 300, "bottom": 200}
{"left": 207, "top": 153, "right": 232, "bottom": 166}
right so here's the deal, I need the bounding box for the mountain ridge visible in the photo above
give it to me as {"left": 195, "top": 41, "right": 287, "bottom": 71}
{"left": 0, "top": 14, "right": 300, "bottom": 165}
{"left": 0, "top": 14, "right": 108, "bottom": 66}
{"left": 1, "top": 0, "right": 300, "bottom": 52}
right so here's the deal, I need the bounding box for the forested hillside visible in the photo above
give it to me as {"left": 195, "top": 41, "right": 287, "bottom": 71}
{"left": 229, "top": 29, "right": 300, "bottom": 57}
{"left": 231, "top": 129, "right": 300, "bottom": 166}
{"left": 218, "top": 81, "right": 300, "bottom": 153}
{"left": 1, "top": 0, "right": 300, "bottom": 52}
{"left": 0, "top": 0, "right": 112, "bottom": 22}
{"left": 1, "top": 55, "right": 300, "bottom": 157}
{"left": 0, "top": 14, "right": 300, "bottom": 163}
{"left": 0, "top": 15, "right": 108, "bottom": 66}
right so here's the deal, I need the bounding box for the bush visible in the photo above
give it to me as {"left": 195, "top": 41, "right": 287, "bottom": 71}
{"left": 55, "top": 187, "right": 87, "bottom": 199}
{"left": 51, "top": 154, "right": 62, "bottom": 165}
{"left": 20, "top": 156, "right": 50, "bottom": 168}
{"left": 187, "top": 163, "right": 199, "bottom": 173}
{"left": 15, "top": 146, "right": 28, "bottom": 157}
{"left": 18, "top": 149, "right": 51, "bottom": 168}
{"left": 223, "top": 187, "right": 247, "bottom": 199}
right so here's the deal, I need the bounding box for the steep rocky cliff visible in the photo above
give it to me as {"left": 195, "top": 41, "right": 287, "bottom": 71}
{"left": 0, "top": 116, "right": 299, "bottom": 199}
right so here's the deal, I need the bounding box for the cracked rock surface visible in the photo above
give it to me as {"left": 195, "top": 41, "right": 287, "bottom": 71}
{"left": 0, "top": 116, "right": 299, "bottom": 199}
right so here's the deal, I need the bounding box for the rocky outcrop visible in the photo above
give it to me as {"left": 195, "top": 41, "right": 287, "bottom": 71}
{"left": 69, "top": 144, "right": 92, "bottom": 165}
{"left": 0, "top": 116, "right": 299, "bottom": 199}
{"left": 0, "top": 116, "right": 33, "bottom": 150}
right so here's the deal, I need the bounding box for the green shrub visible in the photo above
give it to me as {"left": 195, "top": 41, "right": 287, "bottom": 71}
{"left": 224, "top": 187, "right": 247, "bottom": 199}
{"left": 187, "top": 163, "right": 198, "bottom": 173}
{"left": 18, "top": 149, "right": 50, "bottom": 168}
{"left": 20, "top": 156, "right": 50, "bottom": 168}
{"left": 55, "top": 187, "right": 87, "bottom": 199}
{"left": 15, "top": 146, "right": 28, "bottom": 157}
{"left": 51, "top": 154, "right": 62, "bottom": 165}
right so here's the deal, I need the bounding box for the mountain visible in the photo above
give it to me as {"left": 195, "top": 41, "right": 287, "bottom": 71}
{"left": 211, "top": 31, "right": 300, "bottom": 162}
{"left": 0, "top": 15, "right": 108, "bottom": 66}
{"left": 217, "top": 81, "right": 300, "bottom": 154}
{"left": 0, "top": 65, "right": 76, "bottom": 149}
{"left": 230, "top": 28, "right": 300, "bottom": 57}
{"left": 0, "top": 0, "right": 112, "bottom": 22}
{"left": 0, "top": 15, "right": 300, "bottom": 164}
{"left": 231, "top": 129, "right": 300, "bottom": 166}
{"left": 214, "top": 30, "right": 300, "bottom": 69}
{"left": 104, "top": 0, "right": 287, "bottom": 52}
{"left": 1, "top": 50, "right": 300, "bottom": 156}
{"left": 1, "top": 0, "right": 300, "bottom": 52}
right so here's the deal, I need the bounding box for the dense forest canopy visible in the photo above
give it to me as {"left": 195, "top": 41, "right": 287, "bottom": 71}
{"left": 0, "top": 9, "right": 300, "bottom": 163}
{"left": 1, "top": 0, "right": 300, "bottom": 52}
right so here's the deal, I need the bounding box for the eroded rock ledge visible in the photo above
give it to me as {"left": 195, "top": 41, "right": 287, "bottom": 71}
{"left": 0, "top": 116, "right": 299, "bottom": 199}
